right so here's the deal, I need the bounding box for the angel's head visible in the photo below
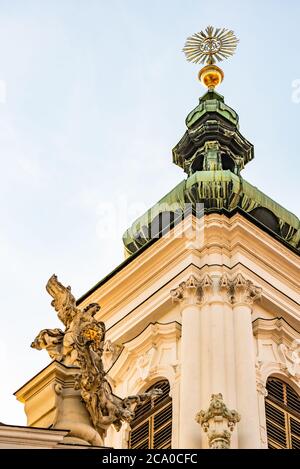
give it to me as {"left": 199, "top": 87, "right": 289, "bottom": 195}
{"left": 82, "top": 303, "right": 100, "bottom": 317}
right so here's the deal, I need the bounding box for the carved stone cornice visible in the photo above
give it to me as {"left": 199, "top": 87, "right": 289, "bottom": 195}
{"left": 252, "top": 317, "right": 298, "bottom": 343}
{"left": 195, "top": 393, "right": 240, "bottom": 449}
{"left": 227, "top": 273, "right": 262, "bottom": 306}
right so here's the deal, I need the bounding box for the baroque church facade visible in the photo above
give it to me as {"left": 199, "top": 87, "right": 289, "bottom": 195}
{"left": 1, "top": 32, "right": 300, "bottom": 450}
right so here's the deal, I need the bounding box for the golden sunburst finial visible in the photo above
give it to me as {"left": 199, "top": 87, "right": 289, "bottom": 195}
{"left": 183, "top": 26, "right": 239, "bottom": 90}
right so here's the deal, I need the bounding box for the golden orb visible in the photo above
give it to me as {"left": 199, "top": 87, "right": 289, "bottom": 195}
{"left": 198, "top": 64, "right": 224, "bottom": 89}
{"left": 183, "top": 26, "right": 238, "bottom": 89}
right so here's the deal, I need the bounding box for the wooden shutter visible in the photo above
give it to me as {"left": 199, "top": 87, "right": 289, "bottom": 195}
{"left": 129, "top": 380, "right": 172, "bottom": 449}
{"left": 266, "top": 377, "right": 300, "bottom": 449}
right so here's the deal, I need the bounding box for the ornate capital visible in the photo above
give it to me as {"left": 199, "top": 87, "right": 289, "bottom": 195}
{"left": 170, "top": 274, "right": 213, "bottom": 306}
{"left": 171, "top": 273, "right": 261, "bottom": 308}
{"left": 218, "top": 273, "right": 232, "bottom": 302}
{"left": 200, "top": 274, "right": 214, "bottom": 303}
{"left": 170, "top": 275, "right": 201, "bottom": 305}
{"left": 227, "top": 273, "right": 261, "bottom": 306}
{"left": 196, "top": 393, "right": 240, "bottom": 449}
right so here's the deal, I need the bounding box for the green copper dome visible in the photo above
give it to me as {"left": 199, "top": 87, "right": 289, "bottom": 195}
{"left": 122, "top": 92, "right": 300, "bottom": 257}
{"left": 186, "top": 90, "right": 239, "bottom": 128}
{"left": 172, "top": 90, "right": 254, "bottom": 176}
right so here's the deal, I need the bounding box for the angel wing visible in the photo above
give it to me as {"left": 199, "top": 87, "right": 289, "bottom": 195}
{"left": 46, "top": 274, "right": 79, "bottom": 326}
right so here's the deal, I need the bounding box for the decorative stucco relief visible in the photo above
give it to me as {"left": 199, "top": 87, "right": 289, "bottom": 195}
{"left": 253, "top": 318, "right": 300, "bottom": 387}
{"left": 109, "top": 322, "right": 181, "bottom": 396}
{"left": 105, "top": 322, "right": 181, "bottom": 448}
{"left": 102, "top": 340, "right": 123, "bottom": 371}
{"left": 278, "top": 339, "right": 300, "bottom": 380}
{"left": 253, "top": 319, "right": 300, "bottom": 448}
{"left": 255, "top": 359, "right": 268, "bottom": 396}
{"left": 136, "top": 346, "right": 158, "bottom": 381}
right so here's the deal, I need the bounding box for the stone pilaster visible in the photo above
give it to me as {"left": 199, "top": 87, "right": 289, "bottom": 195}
{"left": 171, "top": 275, "right": 204, "bottom": 448}
{"left": 172, "top": 271, "right": 262, "bottom": 449}
{"left": 228, "top": 273, "right": 262, "bottom": 448}
{"left": 197, "top": 273, "right": 238, "bottom": 447}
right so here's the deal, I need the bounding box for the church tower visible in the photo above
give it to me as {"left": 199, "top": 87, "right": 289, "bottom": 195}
{"left": 12, "top": 27, "right": 300, "bottom": 450}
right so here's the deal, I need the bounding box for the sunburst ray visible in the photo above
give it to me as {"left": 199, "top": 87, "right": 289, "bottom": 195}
{"left": 183, "top": 26, "right": 239, "bottom": 65}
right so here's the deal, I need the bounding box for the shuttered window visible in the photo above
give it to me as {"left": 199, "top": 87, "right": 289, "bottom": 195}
{"left": 265, "top": 377, "right": 300, "bottom": 449}
{"left": 129, "top": 380, "right": 172, "bottom": 449}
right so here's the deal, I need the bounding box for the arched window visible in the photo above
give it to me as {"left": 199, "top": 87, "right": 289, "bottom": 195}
{"left": 265, "top": 377, "right": 300, "bottom": 449}
{"left": 129, "top": 380, "right": 172, "bottom": 449}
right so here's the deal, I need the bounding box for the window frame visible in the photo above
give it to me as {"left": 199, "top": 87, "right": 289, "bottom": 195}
{"left": 129, "top": 380, "right": 172, "bottom": 449}
{"left": 265, "top": 377, "right": 300, "bottom": 449}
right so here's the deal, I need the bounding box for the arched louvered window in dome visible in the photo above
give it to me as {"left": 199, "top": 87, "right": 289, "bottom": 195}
{"left": 129, "top": 380, "right": 172, "bottom": 449}
{"left": 265, "top": 377, "right": 300, "bottom": 449}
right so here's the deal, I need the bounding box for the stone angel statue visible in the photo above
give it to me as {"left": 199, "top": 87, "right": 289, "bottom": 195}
{"left": 31, "top": 274, "right": 162, "bottom": 437}
{"left": 31, "top": 274, "right": 101, "bottom": 366}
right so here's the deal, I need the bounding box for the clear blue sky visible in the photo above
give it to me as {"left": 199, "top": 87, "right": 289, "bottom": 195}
{"left": 0, "top": 0, "right": 299, "bottom": 424}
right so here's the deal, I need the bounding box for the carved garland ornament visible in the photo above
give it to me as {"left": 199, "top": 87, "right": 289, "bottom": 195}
{"left": 31, "top": 275, "right": 162, "bottom": 437}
